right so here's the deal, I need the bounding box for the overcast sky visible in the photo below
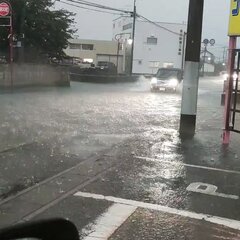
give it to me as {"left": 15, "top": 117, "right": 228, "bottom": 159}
{"left": 55, "top": 0, "right": 231, "bottom": 59}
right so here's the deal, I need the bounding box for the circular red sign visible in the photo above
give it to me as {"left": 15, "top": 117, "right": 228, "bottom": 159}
{"left": 0, "top": 2, "right": 10, "bottom": 17}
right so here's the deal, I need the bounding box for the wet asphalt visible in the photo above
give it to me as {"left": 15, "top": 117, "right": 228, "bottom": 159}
{"left": 1, "top": 76, "right": 240, "bottom": 238}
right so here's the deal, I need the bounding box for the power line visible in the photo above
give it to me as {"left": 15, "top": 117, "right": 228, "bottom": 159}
{"left": 137, "top": 14, "right": 181, "bottom": 36}
{"left": 58, "top": 0, "right": 125, "bottom": 15}
{"left": 58, "top": 0, "right": 182, "bottom": 37}
{"left": 62, "top": 0, "right": 132, "bottom": 14}
{"left": 73, "top": 0, "right": 132, "bottom": 13}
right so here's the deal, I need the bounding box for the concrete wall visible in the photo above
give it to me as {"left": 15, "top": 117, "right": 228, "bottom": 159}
{"left": 0, "top": 64, "right": 70, "bottom": 88}
{"left": 113, "top": 17, "right": 187, "bottom": 74}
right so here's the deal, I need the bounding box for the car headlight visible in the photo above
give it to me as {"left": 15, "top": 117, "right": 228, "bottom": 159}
{"left": 233, "top": 73, "right": 238, "bottom": 81}
{"left": 151, "top": 77, "right": 158, "bottom": 85}
{"left": 223, "top": 73, "right": 229, "bottom": 80}
{"left": 168, "top": 78, "right": 178, "bottom": 87}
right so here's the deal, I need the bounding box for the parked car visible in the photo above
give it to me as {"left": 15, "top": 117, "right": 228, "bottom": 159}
{"left": 150, "top": 68, "right": 183, "bottom": 92}
{"left": 97, "top": 61, "right": 117, "bottom": 75}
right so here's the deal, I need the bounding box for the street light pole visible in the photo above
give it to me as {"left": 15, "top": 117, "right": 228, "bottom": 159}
{"left": 202, "top": 45, "right": 207, "bottom": 77}
{"left": 129, "top": 0, "right": 136, "bottom": 76}
{"left": 115, "top": 32, "right": 132, "bottom": 75}
{"left": 19, "top": 0, "right": 26, "bottom": 63}
{"left": 116, "top": 41, "right": 120, "bottom": 74}
{"left": 179, "top": 0, "right": 204, "bottom": 137}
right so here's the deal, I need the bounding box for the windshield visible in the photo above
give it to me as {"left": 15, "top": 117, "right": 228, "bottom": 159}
{"left": 98, "top": 62, "right": 109, "bottom": 67}
{"left": 0, "top": 1, "right": 239, "bottom": 240}
{"left": 156, "top": 69, "right": 180, "bottom": 79}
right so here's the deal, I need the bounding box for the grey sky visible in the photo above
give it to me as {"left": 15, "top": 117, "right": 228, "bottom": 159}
{"left": 55, "top": 0, "right": 231, "bottom": 59}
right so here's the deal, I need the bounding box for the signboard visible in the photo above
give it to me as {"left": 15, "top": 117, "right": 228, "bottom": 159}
{"left": 0, "top": 2, "right": 10, "bottom": 17}
{"left": 0, "top": 16, "right": 10, "bottom": 26}
{"left": 229, "top": 0, "right": 240, "bottom": 36}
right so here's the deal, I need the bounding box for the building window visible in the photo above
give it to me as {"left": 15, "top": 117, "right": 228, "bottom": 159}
{"left": 69, "top": 43, "right": 81, "bottom": 49}
{"left": 147, "top": 37, "right": 158, "bottom": 45}
{"left": 122, "top": 23, "right": 133, "bottom": 31}
{"left": 69, "top": 43, "right": 94, "bottom": 50}
{"left": 82, "top": 44, "right": 94, "bottom": 50}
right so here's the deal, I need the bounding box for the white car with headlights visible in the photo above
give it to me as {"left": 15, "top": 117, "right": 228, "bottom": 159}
{"left": 150, "top": 68, "right": 183, "bottom": 92}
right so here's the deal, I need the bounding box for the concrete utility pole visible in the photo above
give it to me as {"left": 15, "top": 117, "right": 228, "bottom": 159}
{"left": 129, "top": 0, "right": 136, "bottom": 76}
{"left": 179, "top": 0, "right": 204, "bottom": 137}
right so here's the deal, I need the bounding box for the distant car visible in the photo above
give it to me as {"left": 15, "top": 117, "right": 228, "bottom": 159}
{"left": 220, "top": 71, "right": 228, "bottom": 80}
{"left": 220, "top": 71, "right": 238, "bottom": 81}
{"left": 150, "top": 68, "right": 183, "bottom": 92}
{"left": 97, "top": 61, "right": 117, "bottom": 75}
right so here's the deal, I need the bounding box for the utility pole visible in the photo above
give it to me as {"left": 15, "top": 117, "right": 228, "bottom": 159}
{"left": 181, "top": 32, "right": 187, "bottom": 77}
{"left": 129, "top": 0, "right": 136, "bottom": 76}
{"left": 179, "top": 0, "right": 204, "bottom": 137}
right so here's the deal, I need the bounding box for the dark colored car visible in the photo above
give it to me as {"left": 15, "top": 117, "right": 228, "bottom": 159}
{"left": 97, "top": 61, "right": 117, "bottom": 75}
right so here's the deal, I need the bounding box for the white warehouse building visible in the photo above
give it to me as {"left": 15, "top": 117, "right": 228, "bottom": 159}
{"left": 113, "top": 17, "right": 187, "bottom": 75}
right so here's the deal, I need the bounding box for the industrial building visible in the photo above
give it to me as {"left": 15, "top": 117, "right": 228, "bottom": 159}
{"left": 64, "top": 39, "right": 125, "bottom": 73}
{"left": 113, "top": 16, "right": 187, "bottom": 75}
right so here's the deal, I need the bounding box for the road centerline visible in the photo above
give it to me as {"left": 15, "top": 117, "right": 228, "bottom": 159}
{"left": 135, "top": 156, "right": 240, "bottom": 175}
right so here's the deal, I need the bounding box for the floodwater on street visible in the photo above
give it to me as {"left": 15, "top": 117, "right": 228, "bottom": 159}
{"left": 0, "top": 77, "right": 181, "bottom": 199}
{"left": 2, "top": 77, "right": 240, "bottom": 239}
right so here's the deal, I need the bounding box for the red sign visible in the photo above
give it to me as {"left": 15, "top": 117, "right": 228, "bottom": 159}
{"left": 0, "top": 2, "right": 10, "bottom": 17}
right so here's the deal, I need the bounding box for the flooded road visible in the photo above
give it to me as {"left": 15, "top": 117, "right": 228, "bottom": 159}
{"left": 0, "top": 77, "right": 181, "bottom": 199}
{"left": 1, "top": 76, "right": 240, "bottom": 239}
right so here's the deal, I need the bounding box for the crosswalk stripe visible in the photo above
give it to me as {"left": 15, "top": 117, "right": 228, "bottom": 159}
{"left": 74, "top": 191, "right": 240, "bottom": 231}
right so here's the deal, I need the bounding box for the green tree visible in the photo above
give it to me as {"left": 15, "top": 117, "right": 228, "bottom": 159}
{"left": 0, "top": 0, "right": 76, "bottom": 62}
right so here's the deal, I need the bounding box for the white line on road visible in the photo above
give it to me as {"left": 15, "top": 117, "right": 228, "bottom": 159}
{"left": 81, "top": 203, "right": 136, "bottom": 240}
{"left": 135, "top": 156, "right": 240, "bottom": 175}
{"left": 74, "top": 191, "right": 240, "bottom": 231}
{"left": 186, "top": 182, "right": 239, "bottom": 200}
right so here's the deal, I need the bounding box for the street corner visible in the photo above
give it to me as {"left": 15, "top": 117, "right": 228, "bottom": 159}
{"left": 72, "top": 191, "right": 240, "bottom": 240}
{"left": 110, "top": 208, "right": 240, "bottom": 240}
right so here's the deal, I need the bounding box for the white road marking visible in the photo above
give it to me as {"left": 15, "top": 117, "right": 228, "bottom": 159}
{"left": 187, "top": 182, "right": 239, "bottom": 200}
{"left": 135, "top": 156, "right": 240, "bottom": 175}
{"left": 74, "top": 191, "right": 240, "bottom": 230}
{"left": 81, "top": 203, "right": 136, "bottom": 240}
